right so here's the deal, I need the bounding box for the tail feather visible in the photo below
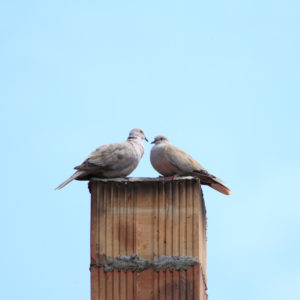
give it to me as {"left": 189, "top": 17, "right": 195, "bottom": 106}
{"left": 191, "top": 171, "right": 231, "bottom": 195}
{"left": 55, "top": 170, "right": 86, "bottom": 190}
{"left": 210, "top": 181, "right": 231, "bottom": 195}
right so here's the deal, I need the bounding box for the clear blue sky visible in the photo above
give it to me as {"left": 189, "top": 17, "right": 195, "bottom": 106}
{"left": 1, "top": 1, "right": 299, "bottom": 299}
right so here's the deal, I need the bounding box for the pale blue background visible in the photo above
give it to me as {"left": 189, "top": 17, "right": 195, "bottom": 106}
{"left": 1, "top": 1, "right": 300, "bottom": 299}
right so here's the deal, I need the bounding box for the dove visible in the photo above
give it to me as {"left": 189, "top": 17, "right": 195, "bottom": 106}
{"left": 56, "top": 128, "right": 148, "bottom": 190}
{"left": 150, "top": 135, "right": 231, "bottom": 195}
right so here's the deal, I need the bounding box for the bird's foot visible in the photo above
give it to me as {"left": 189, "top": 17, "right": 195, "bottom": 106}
{"left": 158, "top": 175, "right": 179, "bottom": 180}
{"left": 164, "top": 174, "right": 179, "bottom": 180}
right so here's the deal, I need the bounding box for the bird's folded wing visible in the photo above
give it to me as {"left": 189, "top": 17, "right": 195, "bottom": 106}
{"left": 165, "top": 144, "right": 206, "bottom": 173}
{"left": 75, "top": 142, "right": 137, "bottom": 171}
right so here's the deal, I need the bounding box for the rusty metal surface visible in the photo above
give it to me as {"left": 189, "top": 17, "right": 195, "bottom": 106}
{"left": 89, "top": 176, "right": 196, "bottom": 182}
{"left": 90, "top": 178, "right": 207, "bottom": 300}
{"left": 90, "top": 264, "right": 207, "bottom": 300}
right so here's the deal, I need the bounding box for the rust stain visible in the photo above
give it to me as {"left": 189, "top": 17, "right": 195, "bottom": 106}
{"left": 90, "top": 178, "right": 207, "bottom": 299}
{"left": 90, "top": 266, "right": 207, "bottom": 300}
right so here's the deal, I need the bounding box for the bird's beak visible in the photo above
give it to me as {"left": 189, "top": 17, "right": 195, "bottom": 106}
{"left": 144, "top": 137, "right": 149, "bottom": 142}
{"left": 151, "top": 140, "right": 155, "bottom": 144}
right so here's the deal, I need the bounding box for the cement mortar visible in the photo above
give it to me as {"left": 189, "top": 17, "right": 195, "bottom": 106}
{"left": 103, "top": 254, "right": 151, "bottom": 272}
{"left": 91, "top": 254, "right": 199, "bottom": 272}
{"left": 153, "top": 255, "right": 199, "bottom": 272}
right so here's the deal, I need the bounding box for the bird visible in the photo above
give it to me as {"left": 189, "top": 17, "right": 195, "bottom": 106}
{"left": 150, "top": 135, "right": 231, "bottom": 195}
{"left": 56, "top": 128, "right": 148, "bottom": 190}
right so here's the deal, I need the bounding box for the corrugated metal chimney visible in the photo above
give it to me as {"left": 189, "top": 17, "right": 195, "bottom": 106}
{"left": 89, "top": 177, "right": 207, "bottom": 300}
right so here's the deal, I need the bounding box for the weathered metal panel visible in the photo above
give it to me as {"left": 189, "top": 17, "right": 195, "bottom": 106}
{"left": 89, "top": 177, "right": 208, "bottom": 300}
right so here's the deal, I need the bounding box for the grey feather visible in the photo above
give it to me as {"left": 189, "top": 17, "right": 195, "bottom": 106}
{"left": 150, "top": 135, "right": 231, "bottom": 195}
{"left": 56, "top": 128, "right": 147, "bottom": 190}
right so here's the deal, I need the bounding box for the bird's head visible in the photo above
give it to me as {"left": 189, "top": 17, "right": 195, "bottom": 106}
{"left": 128, "top": 128, "right": 148, "bottom": 142}
{"left": 151, "top": 135, "right": 169, "bottom": 145}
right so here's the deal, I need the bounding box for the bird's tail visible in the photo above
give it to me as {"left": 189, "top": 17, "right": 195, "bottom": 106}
{"left": 210, "top": 179, "right": 231, "bottom": 195}
{"left": 192, "top": 171, "right": 231, "bottom": 195}
{"left": 55, "top": 170, "right": 86, "bottom": 190}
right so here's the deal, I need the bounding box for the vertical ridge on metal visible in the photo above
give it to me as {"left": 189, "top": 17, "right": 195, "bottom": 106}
{"left": 89, "top": 177, "right": 208, "bottom": 300}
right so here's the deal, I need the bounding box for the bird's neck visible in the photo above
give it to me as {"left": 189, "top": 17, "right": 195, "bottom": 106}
{"left": 128, "top": 138, "right": 144, "bottom": 158}
{"left": 128, "top": 136, "right": 140, "bottom": 140}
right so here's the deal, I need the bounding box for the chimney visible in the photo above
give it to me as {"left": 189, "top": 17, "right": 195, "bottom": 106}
{"left": 89, "top": 177, "right": 207, "bottom": 300}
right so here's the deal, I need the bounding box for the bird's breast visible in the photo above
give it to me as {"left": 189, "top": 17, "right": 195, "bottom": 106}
{"left": 150, "top": 145, "right": 177, "bottom": 176}
{"left": 130, "top": 140, "right": 144, "bottom": 160}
